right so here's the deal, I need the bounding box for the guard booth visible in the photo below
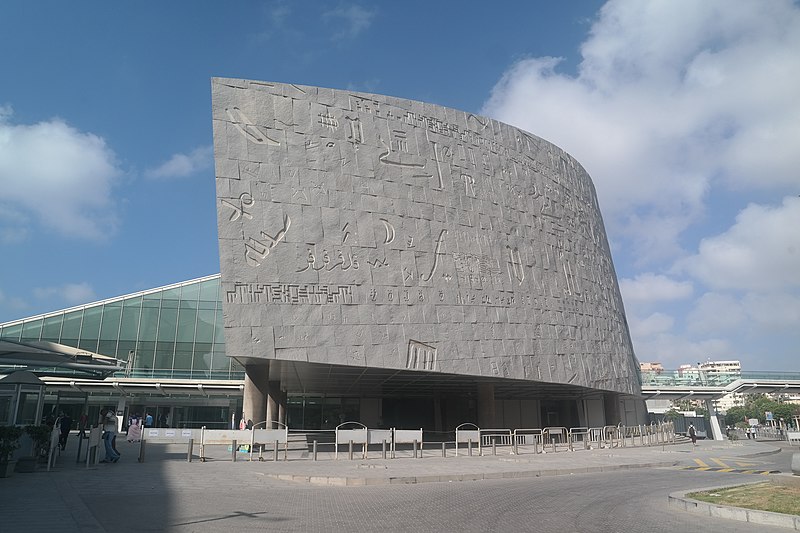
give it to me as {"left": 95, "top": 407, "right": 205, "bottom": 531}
{"left": 0, "top": 370, "right": 45, "bottom": 426}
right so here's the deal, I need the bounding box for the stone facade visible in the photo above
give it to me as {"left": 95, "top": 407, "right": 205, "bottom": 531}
{"left": 212, "top": 78, "right": 640, "bottom": 396}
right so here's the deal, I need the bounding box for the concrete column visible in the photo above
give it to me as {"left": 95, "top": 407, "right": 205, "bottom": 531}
{"left": 704, "top": 399, "right": 724, "bottom": 441}
{"left": 266, "top": 381, "right": 280, "bottom": 427}
{"left": 277, "top": 389, "right": 287, "bottom": 426}
{"left": 603, "top": 392, "right": 621, "bottom": 426}
{"left": 243, "top": 363, "right": 269, "bottom": 427}
{"left": 477, "top": 383, "right": 496, "bottom": 428}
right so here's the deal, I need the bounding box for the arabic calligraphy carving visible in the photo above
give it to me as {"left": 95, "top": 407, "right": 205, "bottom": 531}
{"left": 226, "top": 107, "right": 280, "bottom": 145}
{"left": 221, "top": 192, "right": 254, "bottom": 222}
{"left": 244, "top": 214, "right": 291, "bottom": 267}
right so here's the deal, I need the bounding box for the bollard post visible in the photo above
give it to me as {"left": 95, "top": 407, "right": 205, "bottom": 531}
{"left": 382, "top": 440, "right": 387, "bottom": 460}
{"left": 413, "top": 439, "right": 418, "bottom": 459}
{"left": 139, "top": 439, "right": 146, "bottom": 463}
{"left": 419, "top": 440, "right": 423, "bottom": 459}
{"left": 348, "top": 440, "right": 353, "bottom": 460}
{"left": 442, "top": 441, "right": 446, "bottom": 458}
{"left": 362, "top": 442, "right": 367, "bottom": 460}
{"left": 492, "top": 438, "right": 496, "bottom": 456}
{"left": 468, "top": 439, "right": 472, "bottom": 456}
{"left": 232, "top": 440, "right": 237, "bottom": 462}
{"left": 187, "top": 439, "right": 193, "bottom": 462}
{"left": 313, "top": 440, "right": 318, "bottom": 461}
{"left": 285, "top": 441, "right": 289, "bottom": 461}
{"left": 259, "top": 444, "right": 264, "bottom": 462}
{"left": 551, "top": 437, "right": 556, "bottom": 453}
{"left": 273, "top": 440, "right": 279, "bottom": 462}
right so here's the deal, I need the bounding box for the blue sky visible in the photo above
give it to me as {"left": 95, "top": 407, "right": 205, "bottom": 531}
{"left": 1, "top": 0, "right": 798, "bottom": 371}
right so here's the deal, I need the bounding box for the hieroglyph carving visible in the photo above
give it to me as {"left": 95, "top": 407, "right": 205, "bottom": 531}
{"left": 407, "top": 340, "right": 437, "bottom": 371}
{"left": 213, "top": 78, "right": 640, "bottom": 396}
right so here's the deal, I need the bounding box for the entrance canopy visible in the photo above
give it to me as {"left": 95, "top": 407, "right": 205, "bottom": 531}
{"left": 0, "top": 339, "right": 123, "bottom": 379}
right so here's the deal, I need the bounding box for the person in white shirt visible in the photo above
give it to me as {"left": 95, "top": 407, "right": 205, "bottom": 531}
{"left": 100, "top": 408, "right": 120, "bottom": 463}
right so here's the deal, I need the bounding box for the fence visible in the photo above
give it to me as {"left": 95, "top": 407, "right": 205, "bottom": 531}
{"left": 133, "top": 421, "right": 678, "bottom": 463}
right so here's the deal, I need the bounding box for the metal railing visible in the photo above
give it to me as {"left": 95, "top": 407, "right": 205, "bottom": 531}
{"left": 133, "top": 421, "right": 679, "bottom": 463}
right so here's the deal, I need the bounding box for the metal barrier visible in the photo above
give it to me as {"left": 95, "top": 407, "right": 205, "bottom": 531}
{"left": 512, "top": 429, "right": 542, "bottom": 455}
{"left": 480, "top": 428, "right": 512, "bottom": 455}
{"left": 46, "top": 427, "right": 60, "bottom": 471}
{"left": 542, "top": 427, "right": 568, "bottom": 452}
{"left": 195, "top": 428, "right": 248, "bottom": 462}
{"left": 455, "top": 423, "right": 480, "bottom": 456}
{"left": 787, "top": 431, "right": 800, "bottom": 446}
{"left": 394, "top": 428, "right": 423, "bottom": 458}
{"left": 568, "top": 427, "right": 589, "bottom": 451}
{"left": 126, "top": 419, "right": 683, "bottom": 465}
{"left": 335, "top": 422, "right": 367, "bottom": 459}
{"left": 250, "top": 421, "right": 289, "bottom": 462}
{"left": 85, "top": 427, "right": 102, "bottom": 468}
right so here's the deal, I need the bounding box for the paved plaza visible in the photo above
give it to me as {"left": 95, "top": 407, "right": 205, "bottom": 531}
{"left": 1, "top": 436, "right": 797, "bottom": 532}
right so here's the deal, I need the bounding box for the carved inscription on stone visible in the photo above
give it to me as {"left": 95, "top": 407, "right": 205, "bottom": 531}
{"left": 407, "top": 340, "right": 437, "bottom": 371}
{"left": 213, "top": 78, "right": 640, "bottom": 396}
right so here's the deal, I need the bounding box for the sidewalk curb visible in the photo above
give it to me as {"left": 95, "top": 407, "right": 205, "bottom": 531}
{"left": 669, "top": 483, "right": 800, "bottom": 530}
{"left": 266, "top": 460, "right": 680, "bottom": 486}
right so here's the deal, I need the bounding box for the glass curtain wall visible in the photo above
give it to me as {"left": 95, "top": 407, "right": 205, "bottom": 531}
{"left": 0, "top": 275, "right": 241, "bottom": 380}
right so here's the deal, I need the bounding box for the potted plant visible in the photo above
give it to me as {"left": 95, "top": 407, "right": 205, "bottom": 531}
{"left": 0, "top": 426, "right": 23, "bottom": 477}
{"left": 16, "top": 424, "right": 52, "bottom": 472}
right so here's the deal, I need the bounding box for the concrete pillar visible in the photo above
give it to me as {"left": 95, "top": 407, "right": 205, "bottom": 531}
{"left": 277, "top": 389, "right": 288, "bottom": 426}
{"left": 243, "top": 364, "right": 269, "bottom": 427}
{"left": 603, "top": 392, "right": 621, "bottom": 426}
{"left": 704, "top": 399, "right": 724, "bottom": 441}
{"left": 477, "top": 383, "right": 496, "bottom": 428}
{"left": 266, "top": 381, "right": 280, "bottom": 427}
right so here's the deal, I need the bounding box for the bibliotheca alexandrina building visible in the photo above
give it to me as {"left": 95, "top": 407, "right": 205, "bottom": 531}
{"left": 0, "top": 79, "right": 645, "bottom": 432}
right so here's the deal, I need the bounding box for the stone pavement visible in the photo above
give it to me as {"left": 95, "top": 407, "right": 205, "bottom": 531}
{"left": 0, "top": 436, "right": 783, "bottom": 532}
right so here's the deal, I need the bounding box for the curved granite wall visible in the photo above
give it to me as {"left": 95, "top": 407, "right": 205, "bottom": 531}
{"left": 212, "top": 78, "right": 640, "bottom": 395}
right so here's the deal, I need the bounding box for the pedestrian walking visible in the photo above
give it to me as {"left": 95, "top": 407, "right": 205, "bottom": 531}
{"left": 58, "top": 412, "right": 72, "bottom": 450}
{"left": 99, "top": 408, "right": 120, "bottom": 463}
{"left": 688, "top": 423, "right": 697, "bottom": 445}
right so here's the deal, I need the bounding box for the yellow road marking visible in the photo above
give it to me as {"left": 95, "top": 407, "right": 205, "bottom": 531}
{"left": 720, "top": 456, "right": 764, "bottom": 467}
{"left": 693, "top": 458, "right": 709, "bottom": 467}
{"left": 710, "top": 458, "right": 730, "bottom": 468}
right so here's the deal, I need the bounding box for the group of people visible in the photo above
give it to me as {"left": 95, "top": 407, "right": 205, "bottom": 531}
{"left": 44, "top": 408, "right": 164, "bottom": 463}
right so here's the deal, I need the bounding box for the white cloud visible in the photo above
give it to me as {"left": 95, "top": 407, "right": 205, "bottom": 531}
{"left": 628, "top": 311, "right": 674, "bottom": 337}
{"left": 686, "top": 292, "right": 746, "bottom": 333}
{"left": 145, "top": 145, "right": 213, "bottom": 180}
{"left": 482, "top": 0, "right": 800, "bottom": 262}
{"left": 619, "top": 273, "right": 693, "bottom": 306}
{"left": 323, "top": 4, "right": 375, "bottom": 41}
{"left": 678, "top": 196, "right": 800, "bottom": 291}
{"left": 743, "top": 291, "right": 800, "bottom": 331}
{"left": 0, "top": 107, "right": 120, "bottom": 240}
{"left": 34, "top": 282, "right": 96, "bottom": 306}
